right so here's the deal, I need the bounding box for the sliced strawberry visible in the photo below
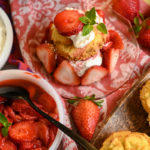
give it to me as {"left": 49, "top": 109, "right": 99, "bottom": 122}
{"left": 103, "top": 48, "right": 120, "bottom": 73}
{"left": 1, "top": 140, "right": 17, "bottom": 150}
{"left": 49, "top": 127, "right": 56, "bottom": 147}
{"left": 102, "top": 41, "right": 113, "bottom": 52}
{"left": 29, "top": 147, "right": 47, "bottom": 150}
{"left": 112, "top": 0, "right": 139, "bottom": 22}
{"left": 0, "top": 97, "right": 6, "bottom": 103}
{"left": 81, "top": 66, "right": 108, "bottom": 85}
{"left": 54, "top": 10, "right": 84, "bottom": 36}
{"left": 36, "top": 121, "right": 49, "bottom": 146}
{"left": 12, "top": 100, "right": 40, "bottom": 120}
{"left": 19, "top": 140, "right": 42, "bottom": 149}
{"left": 72, "top": 100, "right": 100, "bottom": 141}
{"left": 96, "top": 9, "right": 105, "bottom": 23}
{"left": 0, "top": 104, "right": 4, "bottom": 113}
{"left": 37, "top": 93, "right": 56, "bottom": 113}
{"left": 109, "top": 30, "right": 124, "bottom": 50}
{"left": 36, "top": 43, "right": 56, "bottom": 74}
{"left": 56, "top": 55, "right": 66, "bottom": 65}
{"left": 9, "top": 121, "right": 37, "bottom": 142}
{"left": 53, "top": 60, "right": 80, "bottom": 85}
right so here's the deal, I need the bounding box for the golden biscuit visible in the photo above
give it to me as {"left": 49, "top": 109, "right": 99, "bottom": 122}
{"left": 100, "top": 131, "right": 150, "bottom": 150}
{"left": 124, "top": 133, "right": 150, "bottom": 150}
{"left": 50, "top": 24, "right": 107, "bottom": 61}
{"left": 100, "top": 131, "right": 131, "bottom": 150}
{"left": 140, "top": 80, "right": 150, "bottom": 123}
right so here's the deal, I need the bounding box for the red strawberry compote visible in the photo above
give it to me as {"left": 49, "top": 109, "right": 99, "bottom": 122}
{"left": 0, "top": 80, "right": 58, "bottom": 150}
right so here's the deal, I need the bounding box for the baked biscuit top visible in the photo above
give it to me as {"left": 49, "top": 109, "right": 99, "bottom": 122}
{"left": 50, "top": 24, "right": 107, "bottom": 61}
{"left": 100, "top": 131, "right": 150, "bottom": 150}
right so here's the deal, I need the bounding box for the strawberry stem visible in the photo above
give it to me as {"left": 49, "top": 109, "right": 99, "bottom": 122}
{"left": 67, "top": 94, "right": 104, "bottom": 107}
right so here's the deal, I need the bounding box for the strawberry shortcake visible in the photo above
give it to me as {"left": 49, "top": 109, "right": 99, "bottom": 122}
{"left": 36, "top": 7, "right": 124, "bottom": 86}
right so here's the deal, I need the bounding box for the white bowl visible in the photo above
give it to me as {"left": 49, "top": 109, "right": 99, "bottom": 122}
{"left": 0, "top": 8, "right": 13, "bottom": 69}
{"left": 0, "top": 69, "right": 64, "bottom": 150}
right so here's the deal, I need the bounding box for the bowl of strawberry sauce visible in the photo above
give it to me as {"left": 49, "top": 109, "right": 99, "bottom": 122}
{"left": 0, "top": 70, "right": 64, "bottom": 150}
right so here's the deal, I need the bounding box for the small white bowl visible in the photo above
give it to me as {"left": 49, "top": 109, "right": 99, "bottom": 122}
{"left": 0, "top": 70, "right": 64, "bottom": 150}
{"left": 0, "top": 8, "right": 13, "bottom": 69}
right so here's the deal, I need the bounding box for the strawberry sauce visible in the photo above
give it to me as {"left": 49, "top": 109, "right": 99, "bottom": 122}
{"left": 0, "top": 79, "right": 58, "bottom": 150}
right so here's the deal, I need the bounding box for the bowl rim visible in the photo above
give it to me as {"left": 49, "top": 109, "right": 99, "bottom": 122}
{"left": 0, "top": 8, "right": 13, "bottom": 69}
{"left": 0, "top": 69, "right": 64, "bottom": 150}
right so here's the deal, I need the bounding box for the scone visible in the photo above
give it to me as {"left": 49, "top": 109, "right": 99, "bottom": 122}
{"left": 140, "top": 80, "right": 150, "bottom": 124}
{"left": 36, "top": 7, "right": 124, "bottom": 86}
{"left": 100, "top": 131, "right": 150, "bottom": 150}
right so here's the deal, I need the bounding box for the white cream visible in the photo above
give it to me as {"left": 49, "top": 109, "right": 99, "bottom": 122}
{"left": 95, "top": 12, "right": 103, "bottom": 24}
{"left": 70, "top": 51, "right": 102, "bottom": 77}
{"left": 0, "top": 17, "right": 6, "bottom": 54}
{"left": 69, "top": 31, "right": 95, "bottom": 48}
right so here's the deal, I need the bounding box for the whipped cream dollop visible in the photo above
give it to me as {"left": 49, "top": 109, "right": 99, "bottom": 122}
{"left": 0, "top": 17, "right": 6, "bottom": 54}
{"left": 70, "top": 51, "right": 102, "bottom": 77}
{"left": 69, "top": 31, "right": 95, "bottom": 48}
{"left": 66, "top": 7, "right": 104, "bottom": 48}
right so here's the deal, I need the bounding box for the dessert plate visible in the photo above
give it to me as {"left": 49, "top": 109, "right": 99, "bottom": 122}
{"left": 11, "top": 0, "right": 139, "bottom": 98}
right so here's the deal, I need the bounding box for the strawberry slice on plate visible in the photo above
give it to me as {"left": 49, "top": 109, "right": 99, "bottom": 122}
{"left": 53, "top": 60, "right": 80, "bottom": 85}
{"left": 109, "top": 30, "right": 124, "bottom": 50}
{"left": 103, "top": 48, "right": 120, "bottom": 73}
{"left": 81, "top": 66, "right": 108, "bottom": 86}
{"left": 72, "top": 100, "right": 100, "bottom": 141}
{"left": 9, "top": 121, "right": 37, "bottom": 142}
{"left": 54, "top": 10, "right": 84, "bottom": 36}
{"left": 36, "top": 43, "right": 56, "bottom": 74}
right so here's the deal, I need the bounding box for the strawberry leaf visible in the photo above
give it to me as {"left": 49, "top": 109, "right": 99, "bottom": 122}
{"left": 68, "top": 99, "right": 77, "bottom": 104}
{"left": 82, "top": 24, "right": 93, "bottom": 36}
{"left": 139, "top": 12, "right": 144, "bottom": 21}
{"left": 133, "top": 25, "right": 142, "bottom": 34}
{"left": 97, "top": 23, "right": 107, "bottom": 34}
{"left": 134, "top": 17, "right": 139, "bottom": 26}
{"left": 79, "top": 16, "right": 91, "bottom": 24}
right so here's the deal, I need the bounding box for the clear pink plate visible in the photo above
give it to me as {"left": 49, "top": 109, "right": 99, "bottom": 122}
{"left": 11, "top": 0, "right": 139, "bottom": 99}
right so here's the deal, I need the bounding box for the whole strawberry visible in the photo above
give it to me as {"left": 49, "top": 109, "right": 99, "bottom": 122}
{"left": 137, "top": 18, "right": 150, "bottom": 48}
{"left": 112, "top": 0, "right": 139, "bottom": 22}
{"left": 71, "top": 100, "right": 100, "bottom": 141}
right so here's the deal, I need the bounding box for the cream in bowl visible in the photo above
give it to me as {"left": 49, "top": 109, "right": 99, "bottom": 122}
{"left": 0, "top": 8, "right": 13, "bottom": 69}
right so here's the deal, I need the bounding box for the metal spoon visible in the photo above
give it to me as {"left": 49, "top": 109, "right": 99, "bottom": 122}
{"left": 0, "top": 86, "right": 98, "bottom": 150}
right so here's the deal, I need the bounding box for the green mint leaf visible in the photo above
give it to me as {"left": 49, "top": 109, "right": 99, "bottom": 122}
{"left": 133, "top": 25, "right": 142, "bottom": 34}
{"left": 133, "top": 17, "right": 139, "bottom": 26}
{"left": 90, "top": 20, "right": 96, "bottom": 25}
{"left": 79, "top": 16, "right": 90, "bottom": 24}
{"left": 0, "top": 113, "right": 8, "bottom": 127}
{"left": 97, "top": 23, "right": 107, "bottom": 34}
{"left": 85, "top": 7, "right": 96, "bottom": 21}
{"left": 67, "top": 99, "right": 77, "bottom": 104}
{"left": 1, "top": 127, "right": 9, "bottom": 137}
{"left": 82, "top": 24, "right": 93, "bottom": 36}
{"left": 139, "top": 12, "right": 144, "bottom": 21}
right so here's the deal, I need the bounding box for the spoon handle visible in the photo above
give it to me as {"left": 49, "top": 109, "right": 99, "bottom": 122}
{"left": 25, "top": 97, "right": 98, "bottom": 150}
